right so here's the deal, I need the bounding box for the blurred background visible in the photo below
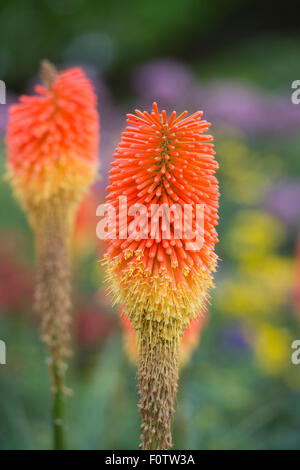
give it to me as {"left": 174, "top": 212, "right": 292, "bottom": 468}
{"left": 0, "top": 0, "right": 300, "bottom": 450}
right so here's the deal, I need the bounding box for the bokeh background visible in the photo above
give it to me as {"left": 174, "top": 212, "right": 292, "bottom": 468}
{"left": 0, "top": 0, "right": 300, "bottom": 450}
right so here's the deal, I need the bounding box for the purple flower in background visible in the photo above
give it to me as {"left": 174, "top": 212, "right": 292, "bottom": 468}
{"left": 133, "top": 59, "right": 300, "bottom": 134}
{"left": 219, "top": 325, "right": 250, "bottom": 354}
{"left": 195, "top": 82, "right": 267, "bottom": 131}
{"left": 270, "top": 97, "right": 300, "bottom": 132}
{"left": 132, "top": 59, "right": 196, "bottom": 109}
{"left": 0, "top": 91, "right": 17, "bottom": 135}
{"left": 195, "top": 81, "right": 300, "bottom": 133}
{"left": 264, "top": 181, "right": 300, "bottom": 226}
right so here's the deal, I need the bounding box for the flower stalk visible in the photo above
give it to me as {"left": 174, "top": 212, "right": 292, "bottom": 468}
{"left": 6, "top": 59, "right": 99, "bottom": 450}
{"left": 138, "top": 322, "right": 179, "bottom": 449}
{"left": 33, "top": 196, "right": 74, "bottom": 449}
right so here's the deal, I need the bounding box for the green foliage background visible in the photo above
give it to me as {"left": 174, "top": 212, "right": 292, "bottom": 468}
{"left": 0, "top": 0, "right": 300, "bottom": 450}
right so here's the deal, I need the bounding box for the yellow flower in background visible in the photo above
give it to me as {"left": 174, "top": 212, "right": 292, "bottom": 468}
{"left": 216, "top": 199, "right": 295, "bottom": 383}
{"left": 218, "top": 254, "right": 293, "bottom": 321}
{"left": 218, "top": 139, "right": 282, "bottom": 205}
{"left": 218, "top": 209, "right": 292, "bottom": 322}
{"left": 254, "top": 323, "right": 291, "bottom": 375}
{"left": 224, "top": 210, "right": 285, "bottom": 262}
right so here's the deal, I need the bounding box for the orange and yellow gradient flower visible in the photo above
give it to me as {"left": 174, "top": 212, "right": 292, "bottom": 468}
{"left": 7, "top": 61, "right": 99, "bottom": 210}
{"left": 104, "top": 103, "right": 219, "bottom": 449}
{"left": 6, "top": 61, "right": 99, "bottom": 449}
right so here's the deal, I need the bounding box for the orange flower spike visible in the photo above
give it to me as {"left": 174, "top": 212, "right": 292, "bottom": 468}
{"left": 6, "top": 61, "right": 100, "bottom": 450}
{"left": 7, "top": 60, "right": 99, "bottom": 208}
{"left": 105, "top": 102, "right": 219, "bottom": 334}
{"left": 104, "top": 103, "right": 219, "bottom": 450}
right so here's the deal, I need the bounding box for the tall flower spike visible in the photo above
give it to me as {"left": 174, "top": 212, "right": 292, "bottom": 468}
{"left": 6, "top": 61, "right": 99, "bottom": 449}
{"left": 104, "top": 103, "right": 219, "bottom": 449}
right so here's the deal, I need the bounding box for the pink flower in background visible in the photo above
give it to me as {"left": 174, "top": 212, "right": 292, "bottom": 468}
{"left": 75, "top": 304, "right": 116, "bottom": 348}
{"left": 0, "top": 233, "right": 33, "bottom": 313}
{"left": 264, "top": 182, "right": 300, "bottom": 226}
{"left": 132, "top": 59, "right": 196, "bottom": 107}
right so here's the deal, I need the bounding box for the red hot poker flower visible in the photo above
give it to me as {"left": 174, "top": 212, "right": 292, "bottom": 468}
{"left": 6, "top": 61, "right": 100, "bottom": 450}
{"left": 7, "top": 62, "right": 99, "bottom": 207}
{"left": 104, "top": 103, "right": 219, "bottom": 450}
{"left": 105, "top": 102, "right": 219, "bottom": 337}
